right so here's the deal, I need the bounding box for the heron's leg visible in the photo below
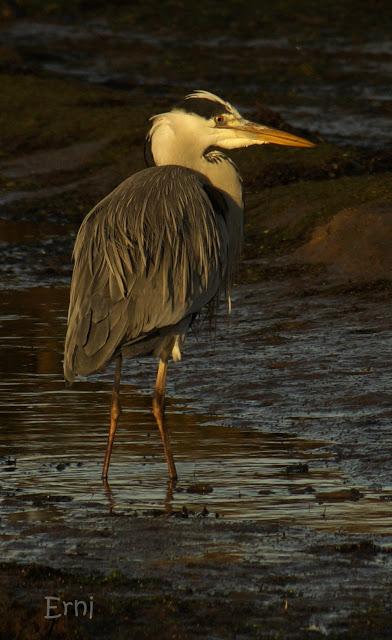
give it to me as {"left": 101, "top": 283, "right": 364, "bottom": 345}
{"left": 152, "top": 359, "right": 177, "bottom": 481}
{"left": 102, "top": 354, "right": 122, "bottom": 480}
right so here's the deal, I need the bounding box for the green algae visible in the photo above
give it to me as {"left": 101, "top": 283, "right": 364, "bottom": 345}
{"left": 0, "top": 73, "right": 148, "bottom": 160}
{"left": 244, "top": 171, "right": 392, "bottom": 259}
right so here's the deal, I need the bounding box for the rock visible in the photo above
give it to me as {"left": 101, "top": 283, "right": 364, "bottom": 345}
{"left": 285, "top": 463, "right": 309, "bottom": 474}
{"left": 291, "top": 200, "right": 392, "bottom": 281}
{"left": 186, "top": 484, "right": 213, "bottom": 495}
{"left": 0, "top": 139, "right": 110, "bottom": 178}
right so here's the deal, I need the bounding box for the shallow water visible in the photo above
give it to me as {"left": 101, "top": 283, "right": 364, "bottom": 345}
{"left": 1, "top": 275, "right": 391, "bottom": 546}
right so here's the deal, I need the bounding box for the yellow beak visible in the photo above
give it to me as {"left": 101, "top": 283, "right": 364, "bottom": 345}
{"left": 230, "top": 120, "right": 315, "bottom": 148}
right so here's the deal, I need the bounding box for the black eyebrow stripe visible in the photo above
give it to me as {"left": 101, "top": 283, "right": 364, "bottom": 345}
{"left": 175, "top": 98, "right": 231, "bottom": 119}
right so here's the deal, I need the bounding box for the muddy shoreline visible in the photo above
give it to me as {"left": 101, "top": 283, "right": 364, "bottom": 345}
{"left": 1, "top": 274, "right": 391, "bottom": 638}
{"left": 1, "top": 517, "right": 392, "bottom": 640}
{"left": 1, "top": 4, "right": 392, "bottom": 639}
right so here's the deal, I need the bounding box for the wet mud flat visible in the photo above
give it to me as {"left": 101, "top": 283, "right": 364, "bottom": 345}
{"left": 1, "top": 518, "right": 392, "bottom": 640}
{"left": 1, "top": 4, "right": 392, "bottom": 638}
{"left": 1, "top": 276, "right": 392, "bottom": 639}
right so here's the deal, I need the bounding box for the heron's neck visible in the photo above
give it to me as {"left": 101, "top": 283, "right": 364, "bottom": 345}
{"left": 200, "top": 152, "right": 243, "bottom": 208}
{"left": 149, "top": 116, "right": 243, "bottom": 208}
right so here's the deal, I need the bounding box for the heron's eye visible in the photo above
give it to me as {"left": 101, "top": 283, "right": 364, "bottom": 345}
{"left": 215, "top": 114, "right": 226, "bottom": 125}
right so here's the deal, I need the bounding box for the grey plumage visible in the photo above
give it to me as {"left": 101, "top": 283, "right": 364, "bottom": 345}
{"left": 63, "top": 90, "right": 313, "bottom": 481}
{"left": 64, "top": 165, "right": 238, "bottom": 383}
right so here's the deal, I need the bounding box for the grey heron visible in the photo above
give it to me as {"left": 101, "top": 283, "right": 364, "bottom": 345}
{"left": 64, "top": 90, "right": 314, "bottom": 481}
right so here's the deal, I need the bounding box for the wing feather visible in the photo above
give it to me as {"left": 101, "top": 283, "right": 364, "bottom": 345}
{"left": 64, "top": 165, "right": 232, "bottom": 382}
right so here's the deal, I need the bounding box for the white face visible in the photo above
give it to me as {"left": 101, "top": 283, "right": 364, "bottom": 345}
{"left": 149, "top": 110, "right": 225, "bottom": 166}
{"left": 148, "top": 91, "right": 245, "bottom": 163}
{"left": 149, "top": 110, "right": 256, "bottom": 166}
{"left": 148, "top": 92, "right": 314, "bottom": 164}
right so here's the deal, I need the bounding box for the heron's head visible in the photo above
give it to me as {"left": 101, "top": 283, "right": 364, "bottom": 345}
{"left": 146, "top": 90, "right": 314, "bottom": 166}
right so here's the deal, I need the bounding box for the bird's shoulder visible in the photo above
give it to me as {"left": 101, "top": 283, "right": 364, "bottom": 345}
{"left": 71, "top": 164, "right": 230, "bottom": 304}
{"left": 64, "top": 165, "right": 234, "bottom": 380}
{"left": 71, "top": 165, "right": 230, "bottom": 285}
{"left": 81, "top": 165, "right": 228, "bottom": 230}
